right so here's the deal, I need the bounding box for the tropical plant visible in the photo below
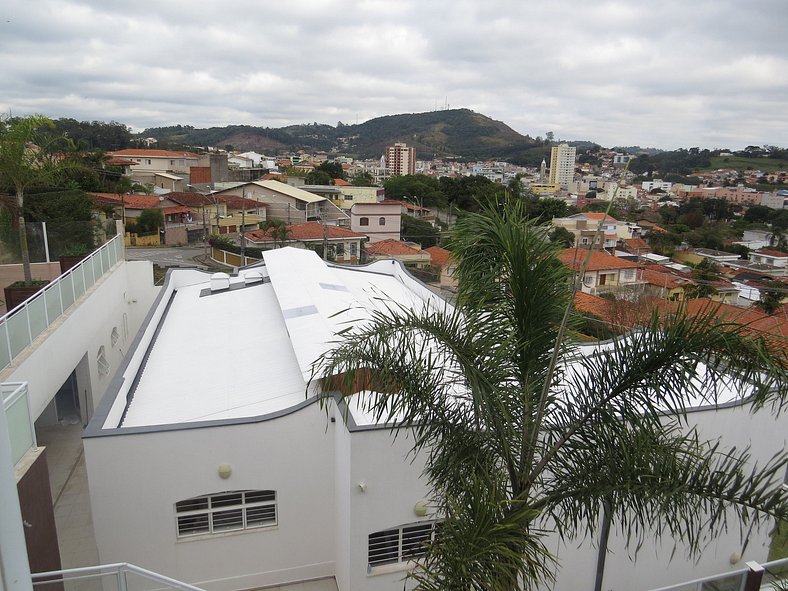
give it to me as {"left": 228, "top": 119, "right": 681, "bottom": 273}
{"left": 315, "top": 200, "right": 788, "bottom": 590}
{"left": 258, "top": 219, "right": 290, "bottom": 248}
{"left": 0, "top": 115, "right": 79, "bottom": 284}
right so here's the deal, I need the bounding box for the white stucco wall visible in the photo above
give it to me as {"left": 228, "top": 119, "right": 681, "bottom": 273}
{"left": 0, "top": 260, "right": 159, "bottom": 423}
{"left": 548, "top": 400, "right": 787, "bottom": 591}
{"left": 84, "top": 403, "right": 337, "bottom": 591}
{"left": 346, "top": 428, "right": 431, "bottom": 591}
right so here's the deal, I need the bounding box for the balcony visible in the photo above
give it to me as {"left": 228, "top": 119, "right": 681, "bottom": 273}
{"left": 0, "top": 234, "right": 125, "bottom": 372}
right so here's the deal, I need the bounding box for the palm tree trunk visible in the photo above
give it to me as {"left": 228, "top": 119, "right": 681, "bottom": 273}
{"left": 16, "top": 188, "right": 31, "bottom": 285}
{"left": 593, "top": 500, "right": 612, "bottom": 591}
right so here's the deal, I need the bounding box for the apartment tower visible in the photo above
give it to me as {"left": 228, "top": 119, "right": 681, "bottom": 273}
{"left": 384, "top": 142, "right": 416, "bottom": 176}
{"left": 549, "top": 143, "right": 576, "bottom": 189}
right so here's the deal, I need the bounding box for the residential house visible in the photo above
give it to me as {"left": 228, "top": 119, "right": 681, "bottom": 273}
{"left": 244, "top": 223, "right": 366, "bottom": 263}
{"left": 551, "top": 213, "right": 620, "bottom": 249}
{"left": 214, "top": 194, "right": 267, "bottom": 233}
{"left": 674, "top": 248, "right": 742, "bottom": 267}
{"left": 727, "top": 248, "right": 788, "bottom": 278}
{"left": 364, "top": 239, "right": 432, "bottom": 268}
{"left": 108, "top": 148, "right": 200, "bottom": 186}
{"left": 163, "top": 192, "right": 229, "bottom": 237}
{"left": 641, "top": 266, "right": 691, "bottom": 301}
{"left": 557, "top": 248, "right": 643, "bottom": 296}
{"left": 350, "top": 203, "right": 401, "bottom": 243}
{"left": 213, "top": 180, "right": 348, "bottom": 226}
{"left": 424, "top": 245, "right": 457, "bottom": 290}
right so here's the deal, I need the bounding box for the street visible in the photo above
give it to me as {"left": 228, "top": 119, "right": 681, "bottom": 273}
{"left": 125, "top": 246, "right": 210, "bottom": 269}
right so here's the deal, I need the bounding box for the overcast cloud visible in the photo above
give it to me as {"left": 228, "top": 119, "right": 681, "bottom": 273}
{"left": 1, "top": 0, "right": 786, "bottom": 150}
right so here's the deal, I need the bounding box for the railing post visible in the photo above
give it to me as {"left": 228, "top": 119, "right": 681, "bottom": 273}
{"left": 4, "top": 322, "right": 12, "bottom": 368}
{"left": 117, "top": 565, "right": 128, "bottom": 591}
{"left": 742, "top": 562, "right": 764, "bottom": 591}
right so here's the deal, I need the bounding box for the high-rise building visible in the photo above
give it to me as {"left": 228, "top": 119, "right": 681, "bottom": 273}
{"left": 384, "top": 142, "right": 416, "bottom": 176}
{"left": 549, "top": 143, "right": 576, "bottom": 189}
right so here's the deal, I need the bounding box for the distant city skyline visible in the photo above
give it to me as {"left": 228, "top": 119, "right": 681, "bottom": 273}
{"left": 1, "top": 0, "right": 786, "bottom": 151}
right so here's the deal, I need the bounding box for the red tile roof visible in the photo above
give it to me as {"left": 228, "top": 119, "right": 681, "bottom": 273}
{"left": 365, "top": 239, "right": 422, "bottom": 256}
{"left": 110, "top": 149, "right": 200, "bottom": 159}
{"left": 424, "top": 246, "right": 453, "bottom": 267}
{"left": 89, "top": 192, "right": 161, "bottom": 210}
{"left": 245, "top": 222, "right": 366, "bottom": 243}
{"left": 164, "top": 192, "right": 217, "bottom": 207}
{"left": 641, "top": 268, "right": 687, "bottom": 290}
{"left": 753, "top": 249, "right": 788, "bottom": 258}
{"left": 106, "top": 157, "right": 136, "bottom": 166}
{"left": 215, "top": 195, "right": 268, "bottom": 210}
{"left": 333, "top": 178, "right": 351, "bottom": 186}
{"left": 557, "top": 249, "right": 641, "bottom": 272}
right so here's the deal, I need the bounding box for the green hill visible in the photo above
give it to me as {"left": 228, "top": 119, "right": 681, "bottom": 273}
{"left": 138, "top": 109, "right": 539, "bottom": 161}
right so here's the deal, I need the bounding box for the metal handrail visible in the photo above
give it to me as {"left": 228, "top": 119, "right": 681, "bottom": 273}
{"left": 0, "top": 234, "right": 124, "bottom": 372}
{"left": 31, "top": 562, "right": 205, "bottom": 591}
{"left": 648, "top": 556, "right": 788, "bottom": 591}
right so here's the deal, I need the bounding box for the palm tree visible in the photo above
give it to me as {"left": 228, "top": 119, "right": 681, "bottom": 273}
{"left": 0, "top": 115, "right": 76, "bottom": 285}
{"left": 315, "top": 200, "right": 788, "bottom": 590}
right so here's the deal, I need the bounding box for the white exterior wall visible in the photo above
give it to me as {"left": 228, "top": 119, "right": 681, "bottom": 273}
{"left": 85, "top": 403, "right": 336, "bottom": 591}
{"left": 550, "top": 400, "right": 786, "bottom": 591}
{"left": 0, "top": 261, "right": 158, "bottom": 422}
{"left": 345, "top": 428, "right": 430, "bottom": 591}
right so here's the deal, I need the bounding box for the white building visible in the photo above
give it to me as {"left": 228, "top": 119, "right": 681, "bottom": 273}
{"left": 548, "top": 143, "right": 576, "bottom": 189}
{"left": 384, "top": 143, "right": 416, "bottom": 177}
{"left": 1, "top": 241, "right": 785, "bottom": 591}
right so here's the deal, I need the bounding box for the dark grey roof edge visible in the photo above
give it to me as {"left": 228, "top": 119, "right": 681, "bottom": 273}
{"left": 84, "top": 394, "right": 321, "bottom": 438}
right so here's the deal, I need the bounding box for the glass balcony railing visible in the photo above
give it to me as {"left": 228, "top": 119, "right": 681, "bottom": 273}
{"left": 32, "top": 563, "right": 205, "bottom": 591}
{"left": 0, "top": 234, "right": 124, "bottom": 372}
{"left": 649, "top": 556, "right": 788, "bottom": 591}
{"left": 1, "top": 381, "right": 35, "bottom": 466}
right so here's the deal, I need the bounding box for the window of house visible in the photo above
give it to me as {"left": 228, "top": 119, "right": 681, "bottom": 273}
{"left": 111, "top": 327, "right": 119, "bottom": 348}
{"left": 335, "top": 243, "right": 345, "bottom": 257}
{"left": 379, "top": 217, "right": 386, "bottom": 226}
{"left": 359, "top": 217, "right": 369, "bottom": 226}
{"left": 368, "top": 521, "right": 439, "bottom": 569}
{"left": 350, "top": 242, "right": 358, "bottom": 257}
{"left": 97, "top": 346, "right": 109, "bottom": 376}
{"left": 146, "top": 159, "right": 152, "bottom": 165}
{"left": 175, "top": 490, "right": 276, "bottom": 538}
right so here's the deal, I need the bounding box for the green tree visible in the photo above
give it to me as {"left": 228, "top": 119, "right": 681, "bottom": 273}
{"left": 757, "top": 280, "right": 783, "bottom": 314}
{"left": 350, "top": 171, "right": 375, "bottom": 186}
{"left": 316, "top": 160, "right": 346, "bottom": 181}
{"left": 258, "top": 219, "right": 290, "bottom": 248}
{"left": 137, "top": 208, "right": 163, "bottom": 234}
{"left": 304, "top": 170, "right": 332, "bottom": 185}
{"left": 548, "top": 226, "right": 575, "bottom": 248}
{"left": 0, "top": 115, "right": 80, "bottom": 284}
{"left": 316, "top": 200, "right": 787, "bottom": 590}
{"left": 401, "top": 214, "right": 439, "bottom": 248}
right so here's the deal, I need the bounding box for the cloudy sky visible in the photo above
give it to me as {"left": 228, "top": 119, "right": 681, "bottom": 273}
{"left": 1, "top": 1, "right": 786, "bottom": 150}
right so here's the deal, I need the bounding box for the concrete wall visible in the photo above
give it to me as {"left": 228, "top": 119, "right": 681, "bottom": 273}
{"left": 549, "top": 400, "right": 787, "bottom": 591}
{"left": 84, "top": 403, "right": 336, "bottom": 591}
{"left": 346, "top": 428, "right": 430, "bottom": 591}
{"left": 0, "top": 261, "right": 159, "bottom": 422}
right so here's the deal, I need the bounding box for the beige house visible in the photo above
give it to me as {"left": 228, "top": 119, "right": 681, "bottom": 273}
{"left": 350, "top": 202, "right": 401, "bottom": 243}
{"left": 425, "top": 245, "right": 457, "bottom": 289}
{"left": 551, "top": 213, "right": 620, "bottom": 249}
{"left": 213, "top": 180, "right": 348, "bottom": 226}
{"left": 109, "top": 149, "right": 200, "bottom": 185}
